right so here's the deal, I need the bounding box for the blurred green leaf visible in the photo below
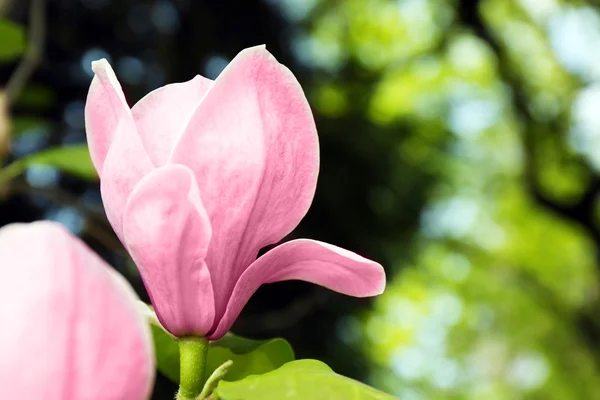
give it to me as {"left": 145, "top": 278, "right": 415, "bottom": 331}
{"left": 11, "top": 116, "right": 52, "bottom": 136}
{"left": 141, "top": 303, "right": 295, "bottom": 383}
{"left": 136, "top": 301, "right": 180, "bottom": 382}
{"left": 215, "top": 360, "right": 397, "bottom": 400}
{"left": 23, "top": 145, "right": 97, "bottom": 181}
{"left": 0, "top": 19, "right": 25, "bottom": 62}
{"left": 14, "top": 85, "right": 56, "bottom": 110}
{"left": 150, "top": 322, "right": 180, "bottom": 382}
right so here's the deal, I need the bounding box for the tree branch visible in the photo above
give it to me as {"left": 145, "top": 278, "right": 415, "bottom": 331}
{"left": 457, "top": 0, "right": 600, "bottom": 244}
{"left": 0, "top": 0, "right": 15, "bottom": 17}
{"left": 456, "top": 0, "right": 600, "bottom": 368}
{"left": 5, "top": 0, "right": 45, "bottom": 104}
{"left": 6, "top": 180, "right": 127, "bottom": 256}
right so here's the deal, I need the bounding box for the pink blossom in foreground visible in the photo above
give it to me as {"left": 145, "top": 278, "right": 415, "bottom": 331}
{"left": 0, "top": 221, "right": 154, "bottom": 400}
{"left": 85, "top": 45, "right": 386, "bottom": 339}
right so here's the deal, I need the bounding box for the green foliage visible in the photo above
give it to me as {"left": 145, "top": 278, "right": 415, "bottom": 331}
{"left": 214, "top": 360, "right": 398, "bottom": 400}
{"left": 14, "top": 85, "right": 57, "bottom": 110}
{"left": 0, "top": 145, "right": 97, "bottom": 184}
{"left": 207, "top": 335, "right": 295, "bottom": 382}
{"left": 0, "top": 19, "right": 25, "bottom": 62}
{"left": 275, "top": 0, "right": 600, "bottom": 398}
{"left": 22, "top": 145, "right": 97, "bottom": 181}
{"left": 143, "top": 304, "right": 295, "bottom": 383}
{"left": 11, "top": 116, "right": 52, "bottom": 136}
{"left": 150, "top": 323, "right": 180, "bottom": 383}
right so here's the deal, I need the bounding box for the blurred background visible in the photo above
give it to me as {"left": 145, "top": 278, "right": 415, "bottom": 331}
{"left": 2, "top": 0, "right": 600, "bottom": 398}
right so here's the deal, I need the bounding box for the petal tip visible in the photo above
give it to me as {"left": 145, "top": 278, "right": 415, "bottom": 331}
{"left": 249, "top": 43, "right": 267, "bottom": 51}
{"left": 90, "top": 58, "right": 122, "bottom": 91}
{"left": 238, "top": 44, "right": 271, "bottom": 61}
{"left": 359, "top": 261, "right": 386, "bottom": 297}
{"left": 91, "top": 58, "right": 110, "bottom": 74}
{"left": 373, "top": 264, "right": 386, "bottom": 295}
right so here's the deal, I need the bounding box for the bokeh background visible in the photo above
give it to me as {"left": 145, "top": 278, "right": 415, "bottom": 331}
{"left": 3, "top": 0, "right": 600, "bottom": 398}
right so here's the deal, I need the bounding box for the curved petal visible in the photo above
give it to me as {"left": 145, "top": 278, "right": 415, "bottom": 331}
{"left": 132, "top": 75, "right": 213, "bottom": 166}
{"left": 209, "top": 239, "right": 385, "bottom": 339}
{"left": 85, "top": 59, "right": 131, "bottom": 175}
{"left": 0, "top": 221, "right": 154, "bottom": 400}
{"left": 100, "top": 112, "right": 153, "bottom": 242}
{"left": 123, "top": 164, "right": 215, "bottom": 337}
{"left": 169, "top": 46, "right": 319, "bottom": 316}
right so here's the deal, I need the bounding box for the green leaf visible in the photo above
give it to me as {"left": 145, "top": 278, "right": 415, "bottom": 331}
{"left": 0, "top": 19, "right": 25, "bottom": 62}
{"left": 151, "top": 323, "right": 181, "bottom": 382}
{"left": 136, "top": 302, "right": 181, "bottom": 383}
{"left": 12, "top": 116, "right": 52, "bottom": 136}
{"left": 214, "top": 360, "right": 398, "bottom": 400}
{"left": 14, "top": 85, "right": 56, "bottom": 110}
{"left": 207, "top": 335, "right": 295, "bottom": 382}
{"left": 23, "top": 145, "right": 97, "bottom": 181}
{"left": 140, "top": 303, "right": 295, "bottom": 383}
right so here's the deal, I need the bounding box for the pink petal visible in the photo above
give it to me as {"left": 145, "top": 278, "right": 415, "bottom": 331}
{"left": 169, "top": 46, "right": 319, "bottom": 317}
{"left": 123, "top": 164, "right": 215, "bottom": 336}
{"left": 209, "top": 239, "right": 385, "bottom": 339}
{"left": 0, "top": 221, "right": 154, "bottom": 400}
{"left": 132, "top": 75, "right": 213, "bottom": 166}
{"left": 100, "top": 110, "right": 153, "bottom": 242}
{"left": 85, "top": 59, "right": 131, "bottom": 175}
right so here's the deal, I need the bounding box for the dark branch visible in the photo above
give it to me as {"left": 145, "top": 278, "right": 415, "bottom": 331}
{"left": 457, "top": 0, "right": 600, "bottom": 244}
{"left": 6, "top": 0, "right": 45, "bottom": 104}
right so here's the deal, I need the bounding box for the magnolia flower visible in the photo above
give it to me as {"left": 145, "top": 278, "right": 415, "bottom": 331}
{"left": 0, "top": 221, "right": 154, "bottom": 400}
{"left": 85, "top": 45, "right": 385, "bottom": 339}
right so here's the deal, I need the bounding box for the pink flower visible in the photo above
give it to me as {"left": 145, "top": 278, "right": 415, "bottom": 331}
{"left": 85, "top": 46, "right": 385, "bottom": 339}
{"left": 0, "top": 221, "right": 154, "bottom": 400}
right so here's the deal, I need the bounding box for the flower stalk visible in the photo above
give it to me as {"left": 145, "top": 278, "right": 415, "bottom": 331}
{"left": 177, "top": 336, "right": 209, "bottom": 400}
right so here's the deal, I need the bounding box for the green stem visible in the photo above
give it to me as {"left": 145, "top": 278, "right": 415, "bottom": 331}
{"left": 198, "top": 360, "right": 233, "bottom": 399}
{"left": 0, "top": 159, "right": 25, "bottom": 185}
{"left": 177, "top": 336, "right": 209, "bottom": 400}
